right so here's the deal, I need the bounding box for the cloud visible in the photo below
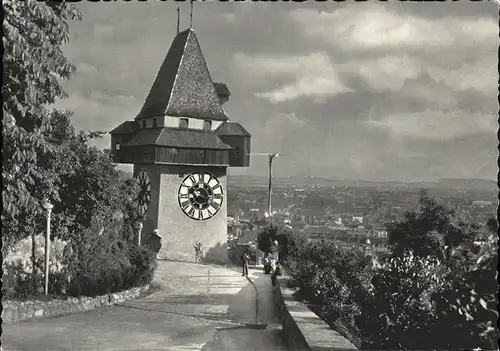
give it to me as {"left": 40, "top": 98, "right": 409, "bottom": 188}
{"left": 234, "top": 52, "right": 352, "bottom": 103}
{"left": 250, "top": 112, "right": 317, "bottom": 152}
{"left": 426, "top": 55, "right": 497, "bottom": 94}
{"left": 54, "top": 92, "right": 140, "bottom": 148}
{"left": 287, "top": 5, "right": 497, "bottom": 106}
{"left": 218, "top": 13, "right": 237, "bottom": 24}
{"left": 57, "top": 1, "right": 497, "bottom": 181}
{"left": 75, "top": 62, "right": 98, "bottom": 75}
{"left": 367, "top": 110, "right": 496, "bottom": 140}
{"left": 289, "top": 5, "right": 496, "bottom": 53}
{"left": 340, "top": 55, "right": 422, "bottom": 92}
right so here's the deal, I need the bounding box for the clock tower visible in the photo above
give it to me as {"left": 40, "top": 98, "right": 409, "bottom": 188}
{"left": 109, "top": 28, "right": 251, "bottom": 263}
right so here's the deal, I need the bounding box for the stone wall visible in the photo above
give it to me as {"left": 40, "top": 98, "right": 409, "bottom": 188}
{"left": 1, "top": 285, "right": 150, "bottom": 324}
{"left": 274, "top": 276, "right": 358, "bottom": 351}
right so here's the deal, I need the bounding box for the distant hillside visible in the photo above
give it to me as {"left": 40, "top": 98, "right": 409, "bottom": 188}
{"left": 228, "top": 175, "right": 497, "bottom": 192}
{"left": 117, "top": 171, "right": 496, "bottom": 191}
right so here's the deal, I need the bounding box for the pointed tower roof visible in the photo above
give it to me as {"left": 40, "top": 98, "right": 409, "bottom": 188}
{"left": 136, "top": 29, "right": 228, "bottom": 121}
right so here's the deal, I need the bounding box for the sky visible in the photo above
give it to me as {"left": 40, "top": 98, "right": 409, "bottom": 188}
{"left": 56, "top": 1, "right": 498, "bottom": 182}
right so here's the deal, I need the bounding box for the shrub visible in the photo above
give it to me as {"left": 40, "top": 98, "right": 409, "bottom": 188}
{"left": 126, "top": 243, "right": 157, "bottom": 287}
{"left": 2, "top": 234, "right": 71, "bottom": 299}
{"left": 358, "top": 234, "right": 498, "bottom": 350}
{"left": 256, "top": 224, "right": 307, "bottom": 262}
{"left": 357, "top": 251, "right": 448, "bottom": 350}
{"left": 286, "top": 241, "right": 371, "bottom": 344}
{"left": 66, "top": 226, "right": 157, "bottom": 297}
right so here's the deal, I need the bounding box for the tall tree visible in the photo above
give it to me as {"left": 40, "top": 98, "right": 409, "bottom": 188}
{"left": 2, "top": 0, "right": 82, "bottom": 249}
{"left": 387, "top": 190, "right": 482, "bottom": 259}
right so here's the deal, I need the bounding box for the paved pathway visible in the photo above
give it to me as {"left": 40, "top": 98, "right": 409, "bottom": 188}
{"left": 2, "top": 261, "right": 287, "bottom": 351}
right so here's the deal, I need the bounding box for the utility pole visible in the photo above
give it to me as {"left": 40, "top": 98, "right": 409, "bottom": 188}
{"left": 177, "top": 6, "right": 180, "bottom": 34}
{"left": 190, "top": 0, "right": 194, "bottom": 28}
{"left": 249, "top": 153, "right": 281, "bottom": 225}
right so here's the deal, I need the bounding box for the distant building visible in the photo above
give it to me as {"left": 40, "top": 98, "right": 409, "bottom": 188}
{"left": 472, "top": 200, "right": 493, "bottom": 207}
{"left": 370, "top": 226, "right": 388, "bottom": 239}
{"left": 353, "top": 216, "right": 364, "bottom": 224}
{"left": 237, "top": 229, "right": 259, "bottom": 245}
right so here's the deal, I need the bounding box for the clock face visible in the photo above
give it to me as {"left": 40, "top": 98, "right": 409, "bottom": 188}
{"left": 136, "top": 169, "right": 151, "bottom": 215}
{"left": 178, "top": 172, "right": 223, "bottom": 221}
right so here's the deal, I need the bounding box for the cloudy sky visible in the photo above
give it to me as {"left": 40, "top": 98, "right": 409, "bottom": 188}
{"left": 57, "top": 1, "right": 498, "bottom": 182}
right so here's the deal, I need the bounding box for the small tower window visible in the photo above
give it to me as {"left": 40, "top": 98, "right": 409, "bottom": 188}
{"left": 179, "top": 118, "right": 189, "bottom": 129}
{"left": 115, "top": 142, "right": 121, "bottom": 150}
{"left": 142, "top": 120, "right": 147, "bottom": 128}
{"left": 153, "top": 118, "right": 157, "bottom": 127}
{"left": 203, "top": 120, "right": 212, "bottom": 130}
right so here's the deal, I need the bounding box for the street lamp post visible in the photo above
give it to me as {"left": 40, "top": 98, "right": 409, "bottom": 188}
{"left": 137, "top": 222, "right": 143, "bottom": 246}
{"left": 42, "top": 201, "right": 54, "bottom": 295}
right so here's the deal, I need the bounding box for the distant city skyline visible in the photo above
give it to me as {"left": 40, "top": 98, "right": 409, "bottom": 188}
{"left": 57, "top": 1, "right": 498, "bottom": 182}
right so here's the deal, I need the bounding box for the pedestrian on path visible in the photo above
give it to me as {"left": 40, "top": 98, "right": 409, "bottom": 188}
{"left": 271, "top": 261, "right": 282, "bottom": 286}
{"left": 147, "top": 229, "right": 162, "bottom": 259}
{"left": 241, "top": 251, "right": 250, "bottom": 276}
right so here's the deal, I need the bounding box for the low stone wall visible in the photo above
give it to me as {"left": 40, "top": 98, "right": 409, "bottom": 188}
{"left": 1, "top": 285, "right": 150, "bottom": 324}
{"left": 274, "top": 276, "right": 357, "bottom": 351}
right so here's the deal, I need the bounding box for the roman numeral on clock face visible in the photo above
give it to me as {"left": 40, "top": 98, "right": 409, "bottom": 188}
{"left": 180, "top": 200, "right": 190, "bottom": 210}
{"left": 189, "top": 174, "right": 197, "bottom": 184}
{"left": 213, "top": 193, "right": 223, "bottom": 200}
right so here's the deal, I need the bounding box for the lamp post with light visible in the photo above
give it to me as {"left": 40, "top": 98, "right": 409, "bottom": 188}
{"left": 42, "top": 200, "right": 54, "bottom": 295}
{"left": 137, "top": 222, "right": 143, "bottom": 246}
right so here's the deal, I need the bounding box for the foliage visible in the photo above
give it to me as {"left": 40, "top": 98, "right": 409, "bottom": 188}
{"left": 359, "top": 235, "right": 498, "bottom": 350}
{"left": 2, "top": 234, "right": 71, "bottom": 298}
{"left": 2, "top": 0, "right": 155, "bottom": 300}
{"left": 67, "top": 226, "right": 157, "bottom": 297}
{"left": 286, "top": 241, "right": 372, "bottom": 345}
{"left": 286, "top": 191, "right": 498, "bottom": 350}
{"left": 256, "top": 225, "right": 279, "bottom": 254}
{"left": 388, "top": 189, "right": 484, "bottom": 259}
{"left": 3, "top": 1, "right": 82, "bottom": 243}
{"left": 358, "top": 192, "right": 499, "bottom": 350}
{"left": 276, "top": 227, "right": 308, "bottom": 262}
{"left": 256, "top": 224, "right": 307, "bottom": 262}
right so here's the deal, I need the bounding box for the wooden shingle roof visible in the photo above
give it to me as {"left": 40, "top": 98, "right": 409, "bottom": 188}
{"left": 123, "top": 128, "right": 233, "bottom": 150}
{"left": 109, "top": 121, "right": 139, "bottom": 135}
{"left": 214, "top": 82, "right": 231, "bottom": 97}
{"left": 136, "top": 29, "right": 228, "bottom": 122}
{"left": 216, "top": 121, "right": 251, "bottom": 137}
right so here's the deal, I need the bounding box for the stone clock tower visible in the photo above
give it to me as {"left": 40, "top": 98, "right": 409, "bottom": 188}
{"left": 109, "top": 28, "right": 251, "bottom": 262}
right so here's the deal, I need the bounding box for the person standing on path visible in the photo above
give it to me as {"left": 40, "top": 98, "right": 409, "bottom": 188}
{"left": 147, "top": 229, "right": 162, "bottom": 259}
{"left": 241, "top": 251, "right": 250, "bottom": 276}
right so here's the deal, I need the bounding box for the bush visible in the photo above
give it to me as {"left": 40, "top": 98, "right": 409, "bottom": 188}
{"left": 357, "top": 251, "right": 448, "bottom": 349}
{"left": 2, "top": 234, "right": 71, "bottom": 299}
{"left": 285, "top": 193, "right": 498, "bottom": 350}
{"left": 126, "top": 243, "right": 157, "bottom": 287}
{"left": 359, "top": 239, "right": 498, "bottom": 350}
{"left": 286, "top": 241, "right": 371, "bottom": 345}
{"left": 66, "top": 227, "right": 157, "bottom": 297}
{"left": 358, "top": 198, "right": 498, "bottom": 350}
{"left": 256, "top": 224, "right": 307, "bottom": 262}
